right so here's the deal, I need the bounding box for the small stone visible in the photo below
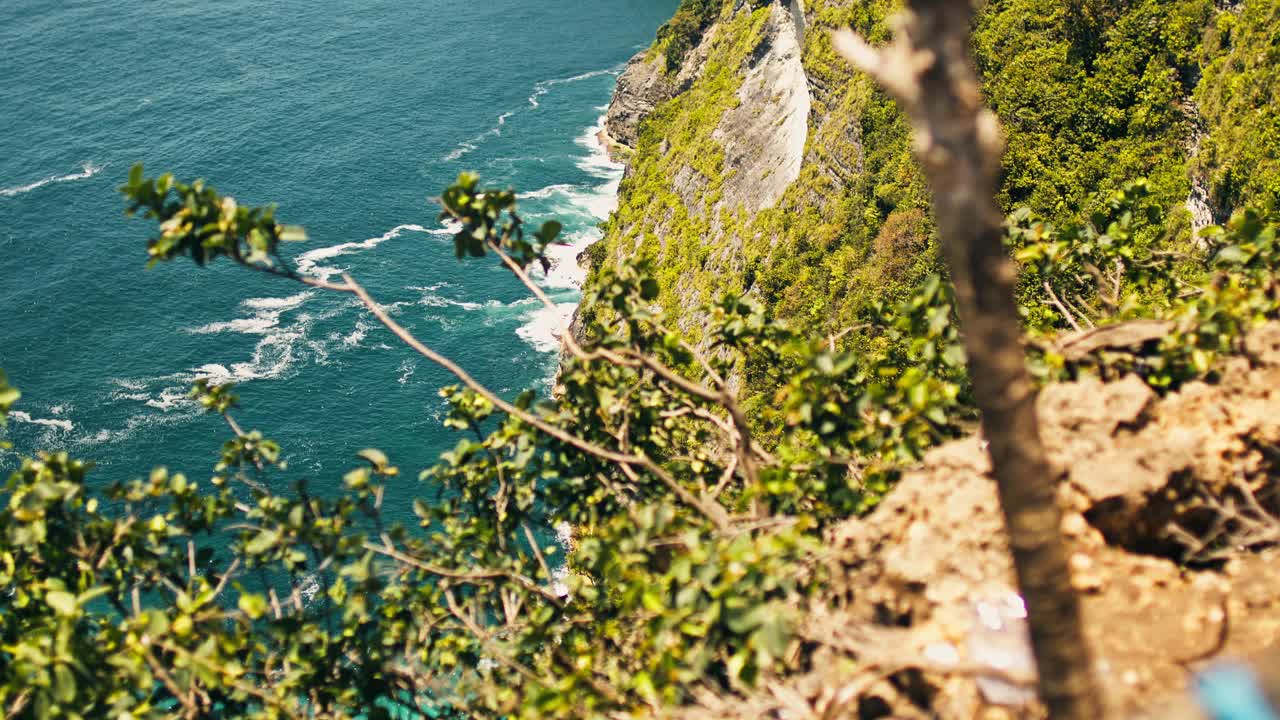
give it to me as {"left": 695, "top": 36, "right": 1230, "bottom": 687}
{"left": 1062, "top": 513, "right": 1089, "bottom": 537}
{"left": 1069, "top": 553, "right": 1094, "bottom": 572}
{"left": 1068, "top": 553, "right": 1105, "bottom": 592}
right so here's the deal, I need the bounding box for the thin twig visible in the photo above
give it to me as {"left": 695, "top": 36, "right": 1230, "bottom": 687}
{"left": 1044, "top": 280, "right": 1084, "bottom": 332}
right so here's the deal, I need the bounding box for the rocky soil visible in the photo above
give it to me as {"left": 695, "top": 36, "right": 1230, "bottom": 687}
{"left": 665, "top": 323, "right": 1280, "bottom": 719}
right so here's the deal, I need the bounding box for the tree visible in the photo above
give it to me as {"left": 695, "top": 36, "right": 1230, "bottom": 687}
{"left": 833, "top": 2, "right": 1104, "bottom": 717}
{"left": 3, "top": 4, "right": 1280, "bottom": 717}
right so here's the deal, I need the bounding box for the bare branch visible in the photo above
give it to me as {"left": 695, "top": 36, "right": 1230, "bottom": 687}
{"left": 1044, "top": 280, "right": 1084, "bottom": 332}
{"left": 340, "top": 272, "right": 645, "bottom": 467}
{"left": 832, "top": 4, "right": 1102, "bottom": 716}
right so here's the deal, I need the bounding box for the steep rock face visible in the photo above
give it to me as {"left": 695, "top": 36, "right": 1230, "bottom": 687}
{"left": 603, "top": 52, "right": 674, "bottom": 150}
{"left": 584, "top": 0, "right": 831, "bottom": 340}
{"left": 583, "top": 0, "right": 1279, "bottom": 356}
{"left": 713, "top": 0, "right": 809, "bottom": 213}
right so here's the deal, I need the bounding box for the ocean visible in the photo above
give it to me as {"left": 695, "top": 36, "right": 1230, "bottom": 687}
{"left": 0, "top": 0, "right": 679, "bottom": 523}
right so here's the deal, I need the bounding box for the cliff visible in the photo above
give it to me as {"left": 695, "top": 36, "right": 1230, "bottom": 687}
{"left": 572, "top": 0, "right": 1280, "bottom": 715}
{"left": 583, "top": 0, "right": 1280, "bottom": 353}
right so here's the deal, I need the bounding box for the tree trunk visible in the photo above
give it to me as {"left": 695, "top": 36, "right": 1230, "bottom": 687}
{"left": 833, "top": 2, "right": 1103, "bottom": 717}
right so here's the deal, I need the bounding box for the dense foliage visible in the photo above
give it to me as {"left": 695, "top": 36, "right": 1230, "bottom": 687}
{"left": 2, "top": 155, "right": 1279, "bottom": 717}
{"left": 5, "top": 1, "right": 1280, "bottom": 718}
{"left": 1195, "top": 0, "right": 1280, "bottom": 211}
{"left": 588, "top": 0, "right": 1280, "bottom": 424}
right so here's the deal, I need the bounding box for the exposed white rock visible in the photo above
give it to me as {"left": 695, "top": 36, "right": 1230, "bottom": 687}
{"left": 713, "top": 0, "right": 811, "bottom": 213}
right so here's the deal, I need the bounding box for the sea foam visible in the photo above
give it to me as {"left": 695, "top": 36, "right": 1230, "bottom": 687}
{"left": 8, "top": 411, "right": 74, "bottom": 433}
{"left": 442, "top": 63, "right": 622, "bottom": 162}
{"left": 1, "top": 162, "right": 104, "bottom": 199}
{"left": 513, "top": 114, "right": 625, "bottom": 353}
{"left": 443, "top": 111, "right": 516, "bottom": 162}
{"left": 527, "top": 66, "right": 622, "bottom": 109}
{"left": 295, "top": 224, "right": 448, "bottom": 281}
{"left": 515, "top": 302, "right": 578, "bottom": 354}
{"left": 190, "top": 291, "right": 313, "bottom": 335}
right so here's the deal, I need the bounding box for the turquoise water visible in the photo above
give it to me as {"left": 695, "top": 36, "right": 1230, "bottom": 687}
{"left": 0, "top": 0, "right": 678, "bottom": 520}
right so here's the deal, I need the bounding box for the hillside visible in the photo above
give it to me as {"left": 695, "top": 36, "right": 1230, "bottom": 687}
{"left": 574, "top": 0, "right": 1280, "bottom": 715}
{"left": 582, "top": 0, "right": 1278, "bottom": 372}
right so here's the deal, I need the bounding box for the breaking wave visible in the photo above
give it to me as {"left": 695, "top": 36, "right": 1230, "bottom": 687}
{"left": 295, "top": 224, "right": 452, "bottom": 281}
{"left": 1, "top": 162, "right": 104, "bottom": 198}
{"left": 8, "top": 411, "right": 74, "bottom": 433}
{"left": 528, "top": 66, "right": 622, "bottom": 109}
{"left": 441, "top": 63, "right": 622, "bottom": 161}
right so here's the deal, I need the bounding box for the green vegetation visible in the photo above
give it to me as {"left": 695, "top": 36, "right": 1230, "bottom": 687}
{"left": 17, "top": 127, "right": 1280, "bottom": 720}
{"left": 655, "top": 0, "right": 722, "bottom": 72}
{"left": 5, "top": 0, "right": 1280, "bottom": 717}
{"left": 654, "top": 0, "right": 769, "bottom": 73}
{"left": 1, "top": 162, "right": 1277, "bottom": 718}
{"left": 588, "top": 0, "right": 1280, "bottom": 424}
{"left": 977, "top": 0, "right": 1213, "bottom": 218}
{"left": 1196, "top": 0, "right": 1280, "bottom": 211}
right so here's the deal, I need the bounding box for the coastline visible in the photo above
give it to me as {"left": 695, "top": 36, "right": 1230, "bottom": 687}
{"left": 521, "top": 113, "right": 627, "bottom": 360}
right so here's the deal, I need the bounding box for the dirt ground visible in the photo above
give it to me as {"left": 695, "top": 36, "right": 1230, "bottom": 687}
{"left": 667, "top": 323, "right": 1280, "bottom": 719}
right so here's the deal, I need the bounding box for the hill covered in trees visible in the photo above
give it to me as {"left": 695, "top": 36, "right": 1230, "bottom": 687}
{"left": 2, "top": 0, "right": 1280, "bottom": 718}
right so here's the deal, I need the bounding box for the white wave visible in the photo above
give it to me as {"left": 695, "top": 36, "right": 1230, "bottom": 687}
{"left": 243, "top": 293, "right": 312, "bottom": 311}
{"left": 191, "top": 317, "right": 277, "bottom": 335}
{"left": 295, "top": 224, "right": 441, "bottom": 281}
{"left": 299, "top": 575, "right": 321, "bottom": 606}
{"left": 555, "top": 521, "right": 576, "bottom": 549}
{"left": 145, "top": 388, "right": 190, "bottom": 411}
{"left": 411, "top": 287, "right": 487, "bottom": 311}
{"left": 397, "top": 359, "right": 417, "bottom": 385}
{"left": 441, "top": 64, "right": 621, "bottom": 161}
{"left": 78, "top": 405, "right": 202, "bottom": 448}
{"left": 510, "top": 115, "right": 627, "bottom": 353}
{"left": 515, "top": 117, "right": 623, "bottom": 223}
{"left": 574, "top": 114, "right": 627, "bottom": 182}
{"left": 1, "top": 162, "right": 103, "bottom": 199}
{"left": 551, "top": 565, "right": 572, "bottom": 599}
{"left": 517, "top": 184, "right": 577, "bottom": 200}
{"left": 88, "top": 296, "right": 346, "bottom": 450}
{"left": 339, "top": 318, "right": 370, "bottom": 348}
{"left": 190, "top": 364, "right": 233, "bottom": 383}
{"left": 8, "top": 411, "right": 73, "bottom": 432}
{"left": 528, "top": 66, "right": 622, "bottom": 109}
{"left": 540, "top": 230, "right": 601, "bottom": 290}
{"left": 194, "top": 323, "right": 305, "bottom": 385}
{"left": 190, "top": 291, "right": 312, "bottom": 335}
{"left": 443, "top": 111, "right": 516, "bottom": 162}
{"left": 515, "top": 301, "right": 577, "bottom": 354}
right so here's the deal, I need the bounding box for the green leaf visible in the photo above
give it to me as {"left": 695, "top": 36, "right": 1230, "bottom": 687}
{"left": 357, "top": 448, "right": 389, "bottom": 469}
{"left": 238, "top": 593, "right": 268, "bottom": 620}
{"left": 536, "top": 220, "right": 563, "bottom": 244}
{"left": 53, "top": 664, "right": 76, "bottom": 704}
{"left": 640, "top": 278, "right": 660, "bottom": 301}
{"left": 46, "top": 591, "right": 77, "bottom": 617}
{"left": 244, "top": 529, "right": 280, "bottom": 556}
{"left": 278, "top": 225, "right": 308, "bottom": 242}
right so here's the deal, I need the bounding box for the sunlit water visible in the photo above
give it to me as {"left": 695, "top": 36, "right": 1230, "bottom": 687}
{"left": 0, "top": 0, "right": 678, "bottom": 530}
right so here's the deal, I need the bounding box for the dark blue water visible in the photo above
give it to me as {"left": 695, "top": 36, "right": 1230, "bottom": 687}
{"left": 0, "top": 0, "right": 677, "bottom": 521}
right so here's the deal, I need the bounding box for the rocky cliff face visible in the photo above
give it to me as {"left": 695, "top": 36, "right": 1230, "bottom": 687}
{"left": 713, "top": 0, "right": 809, "bottom": 213}
{"left": 603, "top": 53, "right": 674, "bottom": 151}
{"left": 584, "top": 0, "right": 861, "bottom": 342}
{"left": 583, "top": 0, "right": 1268, "bottom": 353}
